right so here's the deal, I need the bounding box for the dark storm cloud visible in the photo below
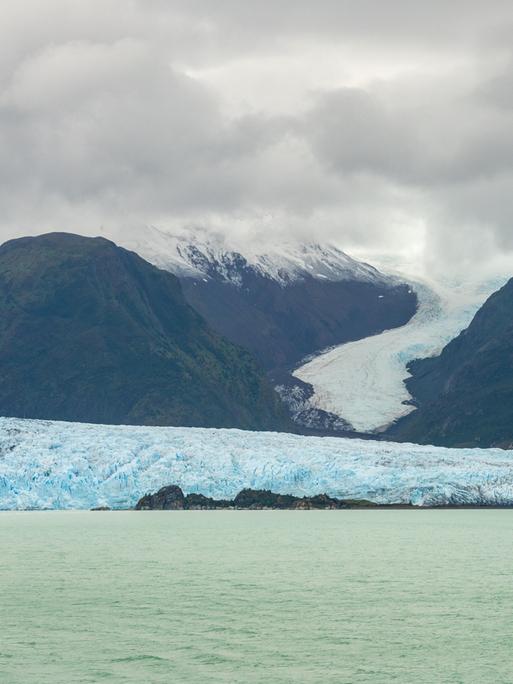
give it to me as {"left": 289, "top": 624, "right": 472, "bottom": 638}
{"left": 1, "top": 0, "right": 513, "bottom": 272}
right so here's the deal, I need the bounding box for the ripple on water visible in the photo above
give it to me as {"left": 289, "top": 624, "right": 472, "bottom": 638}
{"left": 2, "top": 510, "right": 513, "bottom": 683}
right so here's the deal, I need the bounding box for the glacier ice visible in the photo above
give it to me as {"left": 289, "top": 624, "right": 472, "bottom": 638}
{"left": 294, "top": 274, "right": 509, "bottom": 432}
{"left": 2, "top": 417, "right": 513, "bottom": 510}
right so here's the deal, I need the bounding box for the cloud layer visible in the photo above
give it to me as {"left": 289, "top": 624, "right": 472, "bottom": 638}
{"left": 1, "top": 1, "right": 513, "bottom": 273}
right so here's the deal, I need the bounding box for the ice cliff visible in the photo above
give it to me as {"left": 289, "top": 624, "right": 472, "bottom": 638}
{"left": 2, "top": 417, "right": 513, "bottom": 509}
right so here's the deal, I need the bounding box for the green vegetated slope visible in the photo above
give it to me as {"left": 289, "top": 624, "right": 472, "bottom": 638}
{"left": 0, "top": 233, "right": 290, "bottom": 430}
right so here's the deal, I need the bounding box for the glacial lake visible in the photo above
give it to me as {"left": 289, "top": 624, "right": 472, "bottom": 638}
{"left": 2, "top": 511, "right": 513, "bottom": 683}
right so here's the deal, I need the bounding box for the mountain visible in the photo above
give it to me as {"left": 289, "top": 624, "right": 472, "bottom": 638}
{"left": 0, "top": 233, "right": 290, "bottom": 430}
{"left": 118, "top": 227, "right": 418, "bottom": 372}
{"left": 390, "top": 277, "right": 513, "bottom": 447}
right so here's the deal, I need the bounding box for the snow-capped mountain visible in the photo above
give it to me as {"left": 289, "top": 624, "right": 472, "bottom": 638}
{"left": 111, "top": 226, "right": 418, "bottom": 434}
{"left": 114, "top": 227, "right": 417, "bottom": 377}
{"left": 116, "top": 226, "right": 387, "bottom": 286}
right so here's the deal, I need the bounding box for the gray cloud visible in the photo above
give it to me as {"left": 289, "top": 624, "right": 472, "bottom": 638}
{"left": 1, "top": 1, "right": 513, "bottom": 275}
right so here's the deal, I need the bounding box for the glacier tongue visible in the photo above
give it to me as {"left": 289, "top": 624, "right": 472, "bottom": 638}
{"left": 2, "top": 417, "right": 513, "bottom": 509}
{"left": 294, "top": 273, "right": 510, "bottom": 432}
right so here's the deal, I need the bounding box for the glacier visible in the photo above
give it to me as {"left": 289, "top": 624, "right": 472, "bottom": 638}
{"left": 294, "top": 273, "right": 509, "bottom": 432}
{"left": 2, "top": 417, "right": 513, "bottom": 510}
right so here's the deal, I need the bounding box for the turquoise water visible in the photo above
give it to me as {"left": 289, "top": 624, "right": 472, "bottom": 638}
{"left": 2, "top": 511, "right": 513, "bottom": 683}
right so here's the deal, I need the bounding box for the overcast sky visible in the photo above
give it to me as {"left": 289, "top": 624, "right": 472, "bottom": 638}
{"left": 1, "top": 0, "right": 513, "bottom": 274}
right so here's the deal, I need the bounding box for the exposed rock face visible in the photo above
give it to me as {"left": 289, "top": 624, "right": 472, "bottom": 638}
{"left": 135, "top": 486, "right": 379, "bottom": 510}
{"left": 136, "top": 485, "right": 186, "bottom": 510}
{"left": 0, "top": 233, "right": 291, "bottom": 431}
{"left": 390, "top": 277, "right": 513, "bottom": 448}
{"left": 179, "top": 264, "right": 417, "bottom": 373}
{"left": 117, "top": 228, "right": 418, "bottom": 373}
{"left": 169, "top": 237, "right": 417, "bottom": 435}
{"left": 232, "top": 488, "right": 343, "bottom": 509}
{"left": 273, "top": 374, "right": 352, "bottom": 433}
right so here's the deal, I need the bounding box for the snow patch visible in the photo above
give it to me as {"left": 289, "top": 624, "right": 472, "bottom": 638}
{"left": 113, "top": 225, "right": 388, "bottom": 286}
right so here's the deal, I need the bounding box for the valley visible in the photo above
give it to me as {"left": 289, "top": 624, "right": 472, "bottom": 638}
{"left": 294, "top": 272, "right": 509, "bottom": 433}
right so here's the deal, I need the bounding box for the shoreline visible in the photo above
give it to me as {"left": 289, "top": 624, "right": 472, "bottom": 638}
{"left": 132, "top": 486, "right": 513, "bottom": 511}
{"left": 3, "top": 504, "right": 513, "bottom": 512}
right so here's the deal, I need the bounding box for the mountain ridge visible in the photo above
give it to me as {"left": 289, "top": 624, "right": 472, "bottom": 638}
{"left": 0, "top": 232, "right": 291, "bottom": 430}
{"left": 115, "top": 226, "right": 389, "bottom": 286}
{"left": 114, "top": 227, "right": 418, "bottom": 376}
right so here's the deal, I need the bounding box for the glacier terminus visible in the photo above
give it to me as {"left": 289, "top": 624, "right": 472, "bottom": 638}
{"left": 2, "top": 417, "right": 513, "bottom": 510}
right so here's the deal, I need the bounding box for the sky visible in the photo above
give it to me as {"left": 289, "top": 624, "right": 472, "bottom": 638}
{"left": 1, "top": 0, "right": 513, "bottom": 275}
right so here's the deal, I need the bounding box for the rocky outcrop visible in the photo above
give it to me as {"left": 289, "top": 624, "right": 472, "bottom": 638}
{"left": 135, "top": 485, "right": 187, "bottom": 510}
{"left": 180, "top": 266, "right": 417, "bottom": 373}
{"left": 135, "top": 485, "right": 379, "bottom": 510}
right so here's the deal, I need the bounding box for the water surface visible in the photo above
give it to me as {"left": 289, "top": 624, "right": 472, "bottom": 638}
{"left": 2, "top": 511, "right": 512, "bottom": 683}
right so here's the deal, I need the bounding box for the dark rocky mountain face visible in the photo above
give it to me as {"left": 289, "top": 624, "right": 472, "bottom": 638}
{"left": 176, "top": 245, "right": 417, "bottom": 435}
{"left": 116, "top": 229, "right": 418, "bottom": 374}
{"left": 390, "top": 277, "right": 513, "bottom": 448}
{"left": 0, "top": 233, "right": 290, "bottom": 430}
{"left": 181, "top": 269, "right": 417, "bottom": 372}
{"left": 114, "top": 230, "right": 417, "bottom": 435}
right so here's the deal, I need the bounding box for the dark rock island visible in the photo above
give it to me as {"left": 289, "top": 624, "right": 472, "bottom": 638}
{"left": 135, "top": 485, "right": 382, "bottom": 510}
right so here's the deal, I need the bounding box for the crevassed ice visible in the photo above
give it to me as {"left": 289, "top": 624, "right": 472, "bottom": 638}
{"left": 294, "top": 274, "right": 509, "bottom": 432}
{"left": 1, "top": 417, "right": 513, "bottom": 510}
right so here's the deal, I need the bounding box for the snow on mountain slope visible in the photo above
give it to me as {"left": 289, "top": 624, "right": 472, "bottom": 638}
{"left": 294, "top": 273, "right": 510, "bottom": 433}
{"left": 2, "top": 417, "right": 513, "bottom": 510}
{"left": 113, "top": 226, "right": 387, "bottom": 285}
